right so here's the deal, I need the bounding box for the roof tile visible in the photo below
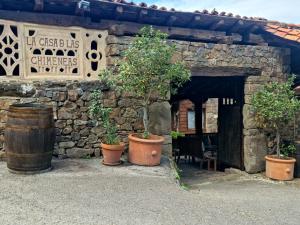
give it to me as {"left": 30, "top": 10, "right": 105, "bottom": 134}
{"left": 265, "top": 23, "right": 300, "bottom": 43}
{"left": 274, "top": 31, "right": 287, "bottom": 37}
{"left": 278, "top": 27, "right": 292, "bottom": 33}
{"left": 285, "top": 35, "right": 300, "bottom": 41}
{"left": 267, "top": 24, "right": 280, "bottom": 29}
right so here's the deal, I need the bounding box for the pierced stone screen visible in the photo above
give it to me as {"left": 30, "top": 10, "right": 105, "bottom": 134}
{"left": 0, "top": 20, "right": 107, "bottom": 80}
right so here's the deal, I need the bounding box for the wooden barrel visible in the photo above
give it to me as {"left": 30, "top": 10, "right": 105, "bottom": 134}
{"left": 5, "top": 103, "right": 55, "bottom": 174}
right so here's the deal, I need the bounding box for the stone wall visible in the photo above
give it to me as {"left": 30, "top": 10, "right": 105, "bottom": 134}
{"left": 165, "top": 38, "right": 290, "bottom": 173}
{"left": 0, "top": 31, "right": 291, "bottom": 172}
{"left": 0, "top": 80, "right": 145, "bottom": 158}
{"left": 203, "top": 98, "right": 218, "bottom": 134}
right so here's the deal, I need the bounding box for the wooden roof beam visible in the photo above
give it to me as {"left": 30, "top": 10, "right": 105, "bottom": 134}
{"left": 248, "top": 24, "right": 261, "bottom": 34}
{"left": 189, "top": 15, "right": 202, "bottom": 28}
{"left": 115, "top": 6, "right": 124, "bottom": 20}
{"left": 228, "top": 20, "right": 244, "bottom": 34}
{"left": 166, "top": 15, "right": 177, "bottom": 27}
{"left": 34, "top": 0, "right": 44, "bottom": 12}
{"left": 138, "top": 9, "right": 148, "bottom": 23}
{"left": 209, "top": 19, "right": 225, "bottom": 30}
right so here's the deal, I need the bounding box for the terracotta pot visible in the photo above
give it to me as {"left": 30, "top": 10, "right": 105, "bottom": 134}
{"left": 100, "top": 143, "right": 125, "bottom": 166}
{"left": 265, "top": 155, "right": 296, "bottom": 181}
{"left": 128, "top": 134, "right": 164, "bottom": 166}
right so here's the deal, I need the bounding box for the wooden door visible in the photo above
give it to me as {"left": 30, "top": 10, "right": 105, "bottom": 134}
{"left": 218, "top": 97, "right": 243, "bottom": 170}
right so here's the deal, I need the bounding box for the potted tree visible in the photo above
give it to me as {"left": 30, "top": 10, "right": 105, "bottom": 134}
{"left": 89, "top": 88, "right": 125, "bottom": 166}
{"left": 101, "top": 26, "right": 190, "bottom": 166}
{"left": 252, "top": 77, "right": 300, "bottom": 180}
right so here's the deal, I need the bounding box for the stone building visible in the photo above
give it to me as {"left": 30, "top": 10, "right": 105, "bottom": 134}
{"left": 0, "top": 0, "right": 300, "bottom": 173}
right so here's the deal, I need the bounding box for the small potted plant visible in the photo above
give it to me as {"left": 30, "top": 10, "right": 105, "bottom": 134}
{"left": 89, "top": 89, "right": 124, "bottom": 166}
{"left": 252, "top": 76, "right": 300, "bottom": 180}
{"left": 101, "top": 26, "right": 190, "bottom": 166}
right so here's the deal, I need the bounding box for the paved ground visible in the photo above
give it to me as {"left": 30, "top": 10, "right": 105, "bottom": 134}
{"left": 1, "top": 158, "right": 300, "bottom": 225}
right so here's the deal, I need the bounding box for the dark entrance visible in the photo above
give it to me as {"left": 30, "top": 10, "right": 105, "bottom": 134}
{"left": 171, "top": 76, "right": 244, "bottom": 170}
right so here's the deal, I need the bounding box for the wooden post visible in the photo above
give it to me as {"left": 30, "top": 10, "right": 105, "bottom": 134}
{"left": 194, "top": 99, "right": 203, "bottom": 135}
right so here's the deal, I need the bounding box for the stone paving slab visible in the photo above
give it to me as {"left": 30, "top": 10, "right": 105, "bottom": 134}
{"left": 1, "top": 158, "right": 300, "bottom": 225}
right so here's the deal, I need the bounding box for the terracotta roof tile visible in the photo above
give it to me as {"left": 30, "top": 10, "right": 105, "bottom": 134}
{"left": 288, "top": 30, "right": 300, "bottom": 35}
{"left": 265, "top": 23, "right": 300, "bottom": 43}
{"left": 267, "top": 24, "right": 280, "bottom": 29}
{"left": 274, "top": 31, "right": 287, "bottom": 37}
{"left": 285, "top": 35, "right": 300, "bottom": 41}
{"left": 277, "top": 27, "right": 291, "bottom": 33}
{"left": 266, "top": 28, "right": 277, "bottom": 33}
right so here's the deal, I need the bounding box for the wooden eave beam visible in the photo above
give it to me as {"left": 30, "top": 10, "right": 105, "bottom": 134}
{"left": 189, "top": 15, "right": 202, "bottom": 28}
{"left": 138, "top": 9, "right": 148, "bottom": 23}
{"left": 166, "top": 15, "right": 177, "bottom": 27}
{"left": 115, "top": 5, "right": 124, "bottom": 20}
{"left": 228, "top": 20, "right": 244, "bottom": 34}
{"left": 209, "top": 19, "right": 225, "bottom": 30}
{"left": 248, "top": 24, "right": 261, "bottom": 34}
{"left": 34, "top": 0, "right": 44, "bottom": 12}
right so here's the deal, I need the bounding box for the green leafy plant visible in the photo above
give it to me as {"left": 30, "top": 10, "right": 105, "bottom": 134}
{"left": 89, "top": 90, "right": 120, "bottom": 145}
{"left": 170, "top": 159, "right": 190, "bottom": 190}
{"left": 251, "top": 76, "right": 300, "bottom": 158}
{"left": 101, "top": 26, "right": 191, "bottom": 139}
{"left": 171, "top": 131, "right": 185, "bottom": 139}
{"left": 281, "top": 143, "right": 296, "bottom": 158}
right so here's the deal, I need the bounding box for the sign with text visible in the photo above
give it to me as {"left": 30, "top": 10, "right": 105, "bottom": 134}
{"left": 24, "top": 25, "right": 82, "bottom": 77}
{"left": 0, "top": 19, "right": 107, "bottom": 80}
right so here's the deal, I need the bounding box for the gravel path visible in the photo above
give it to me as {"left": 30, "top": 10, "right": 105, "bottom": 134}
{"left": 0, "top": 158, "right": 300, "bottom": 225}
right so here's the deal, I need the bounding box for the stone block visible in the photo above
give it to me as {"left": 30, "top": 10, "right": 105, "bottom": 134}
{"left": 243, "top": 104, "right": 257, "bottom": 130}
{"left": 149, "top": 101, "right": 171, "bottom": 136}
{"left": 66, "top": 148, "right": 94, "bottom": 158}
{"left": 74, "top": 120, "right": 88, "bottom": 126}
{"left": 68, "top": 90, "right": 80, "bottom": 101}
{"left": 58, "top": 108, "right": 73, "bottom": 120}
{"left": 62, "top": 126, "right": 72, "bottom": 135}
{"left": 243, "top": 132, "right": 267, "bottom": 173}
{"left": 59, "top": 141, "right": 75, "bottom": 149}
{"left": 52, "top": 91, "right": 67, "bottom": 102}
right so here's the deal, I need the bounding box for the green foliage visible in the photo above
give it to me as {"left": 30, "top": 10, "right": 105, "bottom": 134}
{"left": 100, "top": 26, "right": 191, "bottom": 137}
{"left": 171, "top": 131, "right": 185, "bottom": 139}
{"left": 251, "top": 76, "right": 300, "bottom": 156}
{"left": 170, "top": 159, "right": 190, "bottom": 191}
{"left": 118, "top": 26, "right": 190, "bottom": 99}
{"left": 281, "top": 143, "right": 296, "bottom": 158}
{"left": 89, "top": 90, "right": 120, "bottom": 145}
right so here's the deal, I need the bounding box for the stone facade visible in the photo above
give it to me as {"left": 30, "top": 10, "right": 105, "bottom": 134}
{"left": 0, "top": 20, "right": 291, "bottom": 173}
{"left": 169, "top": 39, "right": 290, "bottom": 173}
{"left": 0, "top": 81, "right": 140, "bottom": 158}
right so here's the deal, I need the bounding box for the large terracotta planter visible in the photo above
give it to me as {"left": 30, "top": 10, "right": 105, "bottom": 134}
{"left": 128, "top": 134, "right": 165, "bottom": 166}
{"left": 100, "top": 143, "right": 125, "bottom": 166}
{"left": 265, "top": 155, "right": 296, "bottom": 181}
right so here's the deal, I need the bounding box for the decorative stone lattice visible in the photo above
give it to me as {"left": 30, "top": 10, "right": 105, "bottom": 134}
{"left": 0, "top": 20, "right": 21, "bottom": 77}
{"left": 0, "top": 19, "right": 107, "bottom": 80}
{"left": 83, "top": 29, "right": 107, "bottom": 79}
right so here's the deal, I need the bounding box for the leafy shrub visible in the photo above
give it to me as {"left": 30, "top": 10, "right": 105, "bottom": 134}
{"left": 251, "top": 76, "right": 300, "bottom": 157}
